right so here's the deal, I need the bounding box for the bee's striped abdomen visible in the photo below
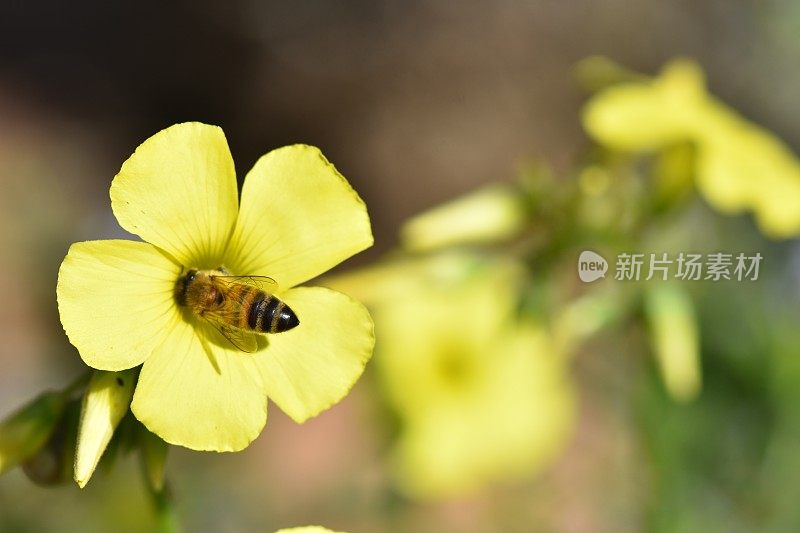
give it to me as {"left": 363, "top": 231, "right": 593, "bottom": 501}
{"left": 235, "top": 285, "right": 261, "bottom": 330}
{"left": 247, "top": 292, "right": 299, "bottom": 333}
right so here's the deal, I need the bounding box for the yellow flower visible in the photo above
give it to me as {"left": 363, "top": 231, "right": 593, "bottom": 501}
{"left": 583, "top": 59, "right": 800, "bottom": 238}
{"left": 57, "top": 123, "right": 375, "bottom": 452}
{"left": 344, "top": 257, "right": 575, "bottom": 498}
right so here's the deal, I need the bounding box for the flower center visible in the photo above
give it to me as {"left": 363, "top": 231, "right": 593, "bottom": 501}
{"left": 435, "top": 348, "right": 476, "bottom": 391}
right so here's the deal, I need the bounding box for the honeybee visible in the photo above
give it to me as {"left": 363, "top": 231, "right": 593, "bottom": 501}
{"left": 175, "top": 268, "right": 299, "bottom": 353}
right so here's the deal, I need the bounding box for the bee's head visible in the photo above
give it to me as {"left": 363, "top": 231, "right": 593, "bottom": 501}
{"left": 175, "top": 269, "right": 198, "bottom": 306}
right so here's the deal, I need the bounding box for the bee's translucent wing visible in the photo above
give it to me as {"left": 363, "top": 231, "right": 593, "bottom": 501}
{"left": 211, "top": 321, "right": 258, "bottom": 353}
{"left": 201, "top": 309, "right": 259, "bottom": 353}
{"left": 212, "top": 274, "right": 279, "bottom": 293}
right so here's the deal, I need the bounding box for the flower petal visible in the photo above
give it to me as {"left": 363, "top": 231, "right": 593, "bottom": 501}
{"left": 131, "top": 316, "right": 267, "bottom": 452}
{"left": 224, "top": 145, "right": 372, "bottom": 288}
{"left": 57, "top": 240, "right": 180, "bottom": 371}
{"left": 110, "top": 122, "right": 239, "bottom": 267}
{"left": 254, "top": 287, "right": 374, "bottom": 423}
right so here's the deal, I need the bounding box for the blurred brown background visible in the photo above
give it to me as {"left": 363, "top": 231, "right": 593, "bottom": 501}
{"left": 1, "top": 1, "right": 799, "bottom": 532}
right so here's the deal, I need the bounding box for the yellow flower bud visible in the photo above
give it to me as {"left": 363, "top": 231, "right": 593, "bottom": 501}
{"left": 74, "top": 369, "right": 136, "bottom": 488}
{"left": 645, "top": 285, "right": 701, "bottom": 403}
{"left": 400, "top": 185, "right": 525, "bottom": 252}
{"left": 0, "top": 390, "right": 67, "bottom": 475}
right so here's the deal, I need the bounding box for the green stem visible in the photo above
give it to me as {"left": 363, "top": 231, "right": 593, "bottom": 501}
{"left": 148, "top": 481, "right": 181, "bottom": 533}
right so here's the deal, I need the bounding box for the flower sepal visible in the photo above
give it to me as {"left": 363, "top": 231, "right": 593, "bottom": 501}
{"left": 0, "top": 389, "right": 70, "bottom": 476}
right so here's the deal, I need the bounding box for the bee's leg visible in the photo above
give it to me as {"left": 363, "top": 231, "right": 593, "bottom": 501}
{"left": 215, "top": 265, "right": 232, "bottom": 275}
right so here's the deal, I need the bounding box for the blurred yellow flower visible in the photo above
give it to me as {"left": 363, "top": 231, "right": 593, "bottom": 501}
{"left": 57, "top": 122, "right": 375, "bottom": 452}
{"left": 695, "top": 110, "right": 800, "bottom": 236}
{"left": 348, "top": 258, "right": 575, "bottom": 498}
{"left": 583, "top": 59, "right": 800, "bottom": 238}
